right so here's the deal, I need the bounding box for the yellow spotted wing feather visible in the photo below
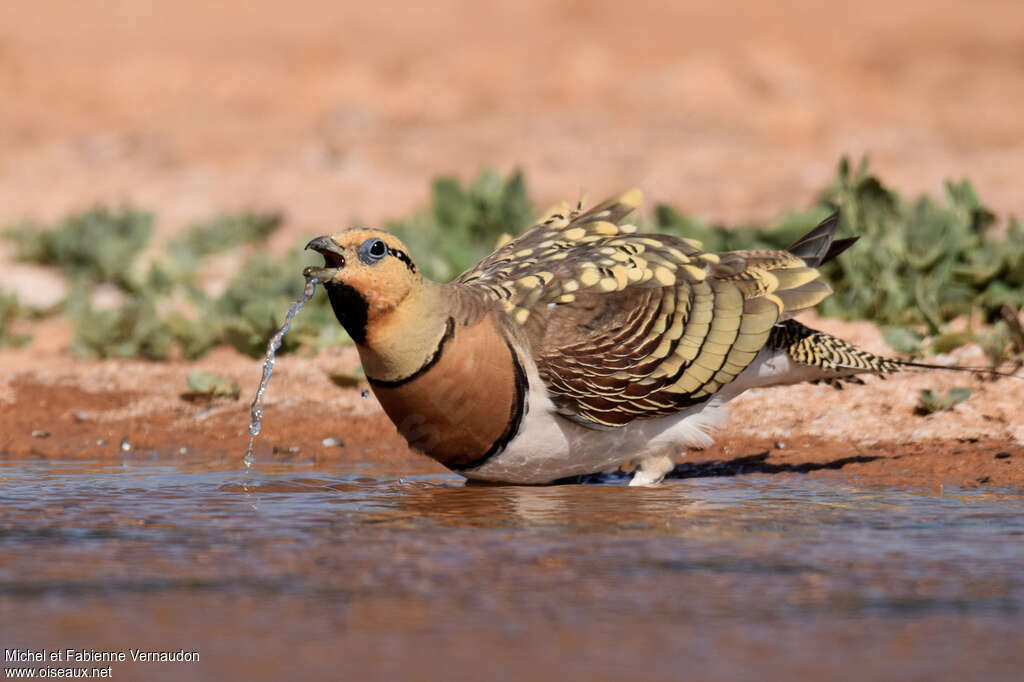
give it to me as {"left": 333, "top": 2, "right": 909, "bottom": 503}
{"left": 458, "top": 192, "right": 843, "bottom": 428}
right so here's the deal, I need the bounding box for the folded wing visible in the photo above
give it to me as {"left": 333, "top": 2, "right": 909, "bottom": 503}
{"left": 459, "top": 192, "right": 846, "bottom": 428}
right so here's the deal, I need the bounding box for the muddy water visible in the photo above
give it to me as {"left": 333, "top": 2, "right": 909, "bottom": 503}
{"left": 1, "top": 457, "right": 1022, "bottom": 681}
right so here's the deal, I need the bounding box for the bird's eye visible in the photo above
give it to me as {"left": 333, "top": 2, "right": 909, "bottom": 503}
{"left": 358, "top": 238, "right": 388, "bottom": 264}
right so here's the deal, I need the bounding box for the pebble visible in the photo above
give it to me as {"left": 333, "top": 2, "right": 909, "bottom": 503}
{"left": 120, "top": 438, "right": 131, "bottom": 452}
{"left": 774, "top": 440, "right": 786, "bottom": 450}
{"left": 322, "top": 437, "right": 344, "bottom": 448}
{"left": 31, "top": 430, "right": 50, "bottom": 438}
{"left": 73, "top": 411, "right": 90, "bottom": 422}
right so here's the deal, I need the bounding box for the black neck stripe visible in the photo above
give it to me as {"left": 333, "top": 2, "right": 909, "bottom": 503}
{"left": 453, "top": 340, "right": 529, "bottom": 472}
{"left": 367, "top": 317, "right": 454, "bottom": 388}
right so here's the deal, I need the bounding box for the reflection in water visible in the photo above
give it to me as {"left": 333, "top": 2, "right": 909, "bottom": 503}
{"left": 1, "top": 457, "right": 1022, "bottom": 680}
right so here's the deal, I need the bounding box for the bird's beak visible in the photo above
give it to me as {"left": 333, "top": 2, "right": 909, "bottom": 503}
{"left": 304, "top": 236, "right": 345, "bottom": 282}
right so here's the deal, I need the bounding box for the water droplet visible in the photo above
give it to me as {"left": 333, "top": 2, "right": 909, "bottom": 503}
{"left": 360, "top": 389, "right": 370, "bottom": 399}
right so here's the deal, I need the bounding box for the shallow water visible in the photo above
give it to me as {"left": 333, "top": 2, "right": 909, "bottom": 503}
{"left": 1, "top": 456, "right": 1022, "bottom": 681}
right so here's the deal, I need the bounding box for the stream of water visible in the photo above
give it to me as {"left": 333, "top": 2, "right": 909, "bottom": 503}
{"left": 245, "top": 276, "right": 319, "bottom": 467}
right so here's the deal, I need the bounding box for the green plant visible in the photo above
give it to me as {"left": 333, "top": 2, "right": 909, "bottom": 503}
{"left": 3, "top": 163, "right": 1021, "bottom": 363}
{"left": 815, "top": 159, "right": 1022, "bottom": 332}
{"left": 68, "top": 294, "right": 174, "bottom": 360}
{"left": 0, "top": 290, "right": 30, "bottom": 347}
{"left": 3, "top": 206, "right": 342, "bottom": 360}
{"left": 5, "top": 206, "right": 154, "bottom": 292}
{"left": 389, "top": 169, "right": 532, "bottom": 281}
{"left": 879, "top": 327, "right": 926, "bottom": 357}
{"left": 915, "top": 387, "right": 971, "bottom": 415}
{"left": 328, "top": 366, "right": 365, "bottom": 388}
{"left": 166, "top": 212, "right": 282, "bottom": 282}
{"left": 181, "top": 370, "right": 240, "bottom": 401}
{"left": 977, "top": 305, "right": 1024, "bottom": 367}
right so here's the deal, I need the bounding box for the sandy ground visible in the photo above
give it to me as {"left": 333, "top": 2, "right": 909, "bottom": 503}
{"left": 1, "top": 0, "right": 1023, "bottom": 487}
{"left": 1, "top": 312, "right": 1022, "bottom": 489}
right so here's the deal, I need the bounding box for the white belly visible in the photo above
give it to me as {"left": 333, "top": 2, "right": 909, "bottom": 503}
{"left": 462, "top": 367, "right": 730, "bottom": 484}
{"left": 460, "top": 347, "right": 810, "bottom": 484}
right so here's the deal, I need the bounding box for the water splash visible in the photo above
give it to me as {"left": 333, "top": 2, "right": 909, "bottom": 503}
{"left": 245, "top": 276, "right": 319, "bottom": 468}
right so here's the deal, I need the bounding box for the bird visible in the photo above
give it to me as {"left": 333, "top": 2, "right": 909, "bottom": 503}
{"left": 302, "top": 190, "right": 978, "bottom": 485}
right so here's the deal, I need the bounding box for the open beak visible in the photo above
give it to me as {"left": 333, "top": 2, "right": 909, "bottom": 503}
{"left": 304, "top": 236, "right": 345, "bottom": 281}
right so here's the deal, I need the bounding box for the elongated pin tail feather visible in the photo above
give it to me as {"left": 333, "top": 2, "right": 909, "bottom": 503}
{"left": 888, "top": 359, "right": 1024, "bottom": 380}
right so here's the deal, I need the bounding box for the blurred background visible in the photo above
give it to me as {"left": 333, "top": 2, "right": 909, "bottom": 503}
{"left": 1, "top": 0, "right": 1021, "bottom": 240}
{"left": 4, "top": 0, "right": 1023, "bottom": 362}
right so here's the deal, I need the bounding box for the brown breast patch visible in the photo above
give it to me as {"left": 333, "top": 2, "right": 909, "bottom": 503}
{"left": 369, "top": 314, "right": 527, "bottom": 470}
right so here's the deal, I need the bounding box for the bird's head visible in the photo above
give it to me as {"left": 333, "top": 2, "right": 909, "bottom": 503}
{"left": 304, "top": 229, "right": 424, "bottom": 345}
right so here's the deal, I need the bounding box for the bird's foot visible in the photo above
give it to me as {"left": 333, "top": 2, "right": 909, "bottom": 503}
{"left": 628, "top": 453, "right": 676, "bottom": 487}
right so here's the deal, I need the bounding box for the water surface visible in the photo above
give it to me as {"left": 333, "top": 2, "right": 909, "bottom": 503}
{"left": 1, "top": 456, "right": 1022, "bottom": 681}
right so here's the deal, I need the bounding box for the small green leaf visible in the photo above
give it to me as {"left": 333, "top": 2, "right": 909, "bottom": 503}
{"left": 915, "top": 387, "right": 971, "bottom": 415}
{"left": 945, "top": 388, "right": 972, "bottom": 405}
{"left": 881, "top": 327, "right": 924, "bottom": 355}
{"left": 182, "top": 371, "right": 240, "bottom": 401}
{"left": 0, "top": 289, "right": 31, "bottom": 347}
{"left": 930, "top": 331, "right": 972, "bottom": 354}
{"left": 328, "top": 367, "right": 365, "bottom": 388}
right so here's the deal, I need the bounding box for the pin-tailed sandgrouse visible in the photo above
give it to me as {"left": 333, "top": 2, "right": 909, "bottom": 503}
{"left": 304, "top": 190, "right": 951, "bottom": 485}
